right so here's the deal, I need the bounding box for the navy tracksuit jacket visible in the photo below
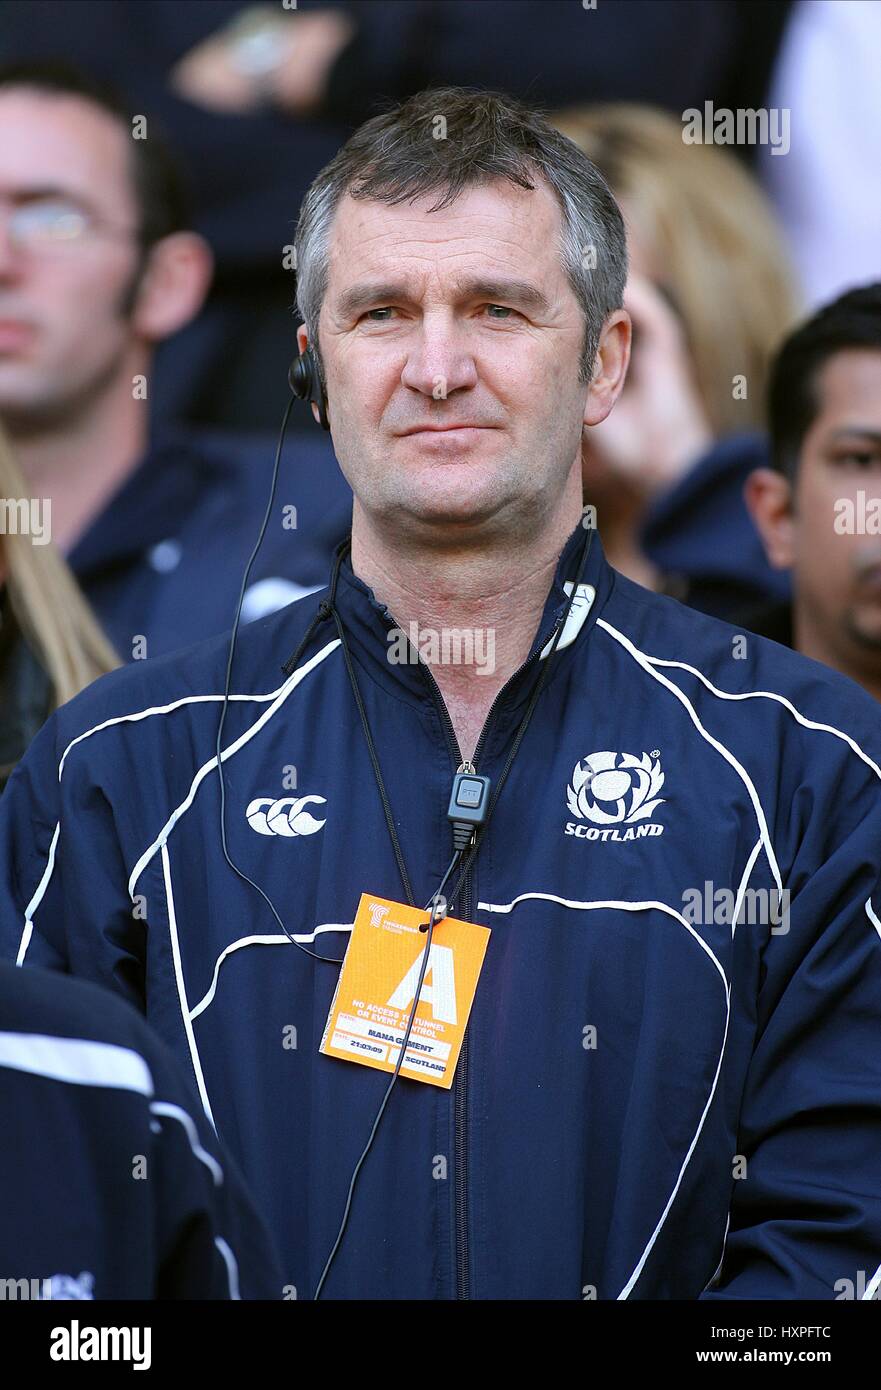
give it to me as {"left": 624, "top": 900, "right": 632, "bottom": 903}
{"left": 2, "top": 525, "right": 881, "bottom": 1300}
{"left": 67, "top": 425, "right": 352, "bottom": 662}
{"left": 0, "top": 960, "right": 281, "bottom": 1298}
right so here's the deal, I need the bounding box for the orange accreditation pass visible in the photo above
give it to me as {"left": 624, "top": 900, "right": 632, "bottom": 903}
{"left": 320, "top": 893, "right": 491, "bottom": 1089}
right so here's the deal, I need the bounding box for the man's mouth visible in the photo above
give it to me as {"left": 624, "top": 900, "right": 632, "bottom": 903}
{"left": 398, "top": 425, "right": 497, "bottom": 446}
{"left": 855, "top": 565, "right": 881, "bottom": 595}
{"left": 0, "top": 319, "right": 34, "bottom": 351}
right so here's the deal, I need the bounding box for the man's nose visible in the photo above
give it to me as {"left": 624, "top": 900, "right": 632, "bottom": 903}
{"left": 399, "top": 316, "right": 479, "bottom": 398}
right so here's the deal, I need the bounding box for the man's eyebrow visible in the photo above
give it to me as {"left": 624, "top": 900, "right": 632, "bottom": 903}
{"left": 334, "top": 282, "right": 410, "bottom": 320}
{"left": 827, "top": 427, "right": 881, "bottom": 444}
{"left": 454, "top": 278, "right": 551, "bottom": 314}
{"left": 334, "top": 277, "right": 551, "bottom": 320}
{"left": 4, "top": 185, "right": 100, "bottom": 215}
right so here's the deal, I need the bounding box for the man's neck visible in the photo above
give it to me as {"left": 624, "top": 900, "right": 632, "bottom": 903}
{"left": 10, "top": 365, "right": 149, "bottom": 555}
{"left": 351, "top": 489, "right": 582, "bottom": 762}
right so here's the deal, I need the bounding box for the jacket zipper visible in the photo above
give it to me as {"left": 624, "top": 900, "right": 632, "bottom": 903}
{"left": 414, "top": 610, "right": 566, "bottom": 1301}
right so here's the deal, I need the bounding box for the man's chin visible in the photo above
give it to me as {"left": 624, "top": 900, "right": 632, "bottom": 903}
{"left": 383, "top": 491, "right": 513, "bottom": 541}
{"left": 844, "top": 607, "right": 881, "bottom": 652}
{"left": 0, "top": 375, "right": 75, "bottom": 432}
{"left": 0, "top": 393, "right": 52, "bottom": 432}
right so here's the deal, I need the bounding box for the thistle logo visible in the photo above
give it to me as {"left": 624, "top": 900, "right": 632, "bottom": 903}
{"left": 246, "top": 795, "right": 327, "bottom": 837}
{"left": 565, "top": 751, "right": 665, "bottom": 843}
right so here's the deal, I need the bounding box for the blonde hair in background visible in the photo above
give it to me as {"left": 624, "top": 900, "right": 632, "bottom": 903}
{"left": 552, "top": 103, "right": 801, "bottom": 437}
{"left": 0, "top": 422, "right": 119, "bottom": 707}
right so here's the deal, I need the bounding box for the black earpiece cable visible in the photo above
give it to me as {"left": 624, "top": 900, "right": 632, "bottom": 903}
{"left": 215, "top": 396, "right": 343, "bottom": 965}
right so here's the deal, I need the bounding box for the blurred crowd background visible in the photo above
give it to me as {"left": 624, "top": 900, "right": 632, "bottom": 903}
{"left": 2, "top": 0, "right": 881, "bottom": 786}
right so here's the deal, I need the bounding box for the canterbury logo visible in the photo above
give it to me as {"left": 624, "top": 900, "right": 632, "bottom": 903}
{"left": 567, "top": 751, "right": 665, "bottom": 826}
{"left": 245, "top": 795, "right": 327, "bottom": 837}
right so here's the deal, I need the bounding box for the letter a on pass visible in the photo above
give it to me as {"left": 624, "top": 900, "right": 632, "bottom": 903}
{"left": 388, "top": 944, "right": 457, "bottom": 1023}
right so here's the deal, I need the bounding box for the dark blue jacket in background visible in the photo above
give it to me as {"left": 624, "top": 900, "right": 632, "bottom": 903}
{"left": 0, "top": 960, "right": 281, "bottom": 1298}
{"left": 68, "top": 426, "right": 351, "bottom": 662}
{"left": 640, "top": 432, "right": 791, "bottom": 622}
{"left": 2, "top": 525, "right": 881, "bottom": 1299}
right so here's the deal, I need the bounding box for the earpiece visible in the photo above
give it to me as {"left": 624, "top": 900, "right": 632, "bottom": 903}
{"left": 288, "top": 343, "right": 330, "bottom": 431}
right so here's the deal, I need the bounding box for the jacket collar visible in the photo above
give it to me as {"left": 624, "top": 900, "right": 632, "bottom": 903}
{"left": 67, "top": 427, "right": 234, "bottom": 580}
{"left": 326, "top": 521, "right": 614, "bottom": 711}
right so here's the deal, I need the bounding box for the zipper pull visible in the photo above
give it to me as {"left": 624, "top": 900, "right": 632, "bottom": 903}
{"left": 457, "top": 761, "right": 476, "bottom": 774}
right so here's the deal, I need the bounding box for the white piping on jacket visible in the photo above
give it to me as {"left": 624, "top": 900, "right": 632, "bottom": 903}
{"left": 127, "top": 639, "right": 340, "bottom": 898}
{"left": 14, "top": 639, "right": 340, "bottom": 965}
{"left": 476, "top": 890, "right": 731, "bottom": 1299}
{"left": 596, "top": 619, "right": 783, "bottom": 896}
{"left": 190, "top": 924, "right": 354, "bottom": 1021}
{"left": 150, "top": 1100, "right": 223, "bottom": 1185}
{"left": 637, "top": 650, "right": 881, "bottom": 784}
{"left": 162, "top": 843, "right": 215, "bottom": 1128}
{"left": 0, "top": 1029, "right": 153, "bottom": 1095}
{"left": 213, "top": 1237, "right": 241, "bottom": 1300}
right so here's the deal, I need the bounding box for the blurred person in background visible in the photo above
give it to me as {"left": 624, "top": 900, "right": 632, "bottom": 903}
{"left": 0, "top": 62, "right": 351, "bottom": 666}
{"left": 744, "top": 283, "right": 881, "bottom": 705}
{"left": 554, "top": 102, "right": 800, "bottom": 620}
{"left": 0, "top": 959, "right": 282, "bottom": 1298}
{"left": 5, "top": 0, "right": 746, "bottom": 431}
{"left": 0, "top": 422, "right": 118, "bottom": 791}
{"left": 760, "top": 0, "right": 881, "bottom": 312}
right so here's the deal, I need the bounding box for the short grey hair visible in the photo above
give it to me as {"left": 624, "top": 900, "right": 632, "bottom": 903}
{"left": 294, "top": 86, "right": 627, "bottom": 384}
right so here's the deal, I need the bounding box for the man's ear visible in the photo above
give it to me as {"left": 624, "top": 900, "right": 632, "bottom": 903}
{"left": 743, "top": 466, "right": 796, "bottom": 570}
{"left": 130, "top": 232, "right": 214, "bottom": 341}
{"left": 583, "top": 309, "right": 631, "bottom": 428}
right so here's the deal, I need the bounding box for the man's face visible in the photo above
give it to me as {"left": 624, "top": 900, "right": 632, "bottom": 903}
{"left": 311, "top": 178, "right": 597, "bottom": 543}
{"left": 0, "top": 89, "right": 142, "bottom": 426}
{"left": 792, "top": 349, "right": 881, "bottom": 660}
